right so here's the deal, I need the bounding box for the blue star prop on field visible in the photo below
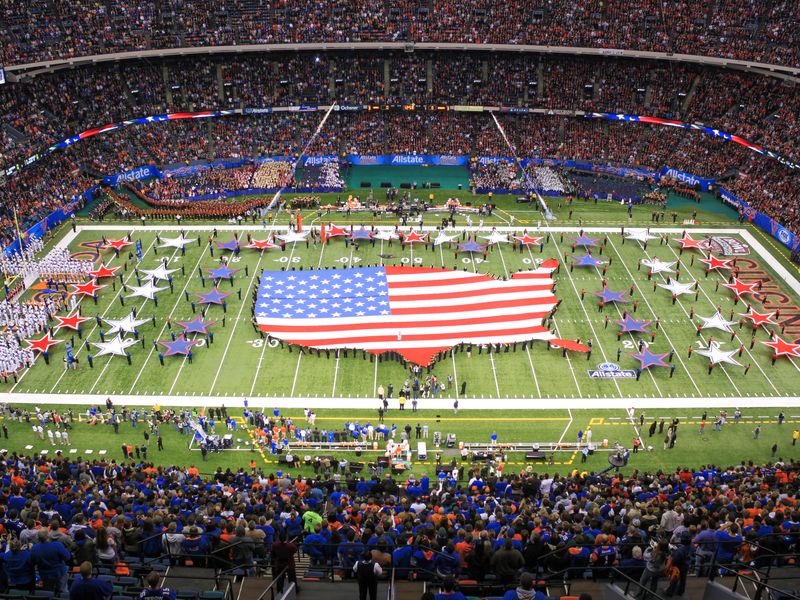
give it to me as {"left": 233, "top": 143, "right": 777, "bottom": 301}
{"left": 571, "top": 235, "right": 599, "bottom": 247}
{"left": 593, "top": 287, "right": 629, "bottom": 304}
{"left": 456, "top": 240, "right": 486, "bottom": 253}
{"left": 629, "top": 347, "right": 671, "bottom": 369}
{"left": 351, "top": 227, "right": 373, "bottom": 240}
{"left": 216, "top": 238, "right": 240, "bottom": 252}
{"left": 196, "top": 287, "right": 232, "bottom": 305}
{"left": 615, "top": 315, "right": 652, "bottom": 333}
{"left": 159, "top": 335, "right": 200, "bottom": 357}
{"left": 177, "top": 316, "right": 215, "bottom": 335}
{"left": 206, "top": 264, "right": 239, "bottom": 280}
{"left": 573, "top": 253, "right": 605, "bottom": 268}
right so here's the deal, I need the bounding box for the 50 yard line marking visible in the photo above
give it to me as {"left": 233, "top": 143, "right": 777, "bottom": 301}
{"left": 466, "top": 237, "right": 500, "bottom": 398}
{"left": 330, "top": 242, "right": 355, "bottom": 398}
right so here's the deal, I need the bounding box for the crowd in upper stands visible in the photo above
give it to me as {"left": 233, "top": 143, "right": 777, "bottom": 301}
{"left": 0, "top": 400, "right": 796, "bottom": 592}
{"left": 2, "top": 1, "right": 799, "bottom": 67}
{"left": 0, "top": 50, "right": 799, "bottom": 247}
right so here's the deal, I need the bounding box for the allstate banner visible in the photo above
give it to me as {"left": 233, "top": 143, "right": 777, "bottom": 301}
{"left": 657, "top": 166, "right": 715, "bottom": 192}
{"left": 104, "top": 164, "right": 162, "bottom": 187}
{"left": 300, "top": 156, "right": 338, "bottom": 167}
{"left": 162, "top": 160, "right": 247, "bottom": 178}
{"left": 346, "top": 154, "right": 470, "bottom": 166}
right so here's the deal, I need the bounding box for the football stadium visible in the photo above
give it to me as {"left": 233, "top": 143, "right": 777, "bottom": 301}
{"left": 0, "top": 5, "right": 799, "bottom": 600}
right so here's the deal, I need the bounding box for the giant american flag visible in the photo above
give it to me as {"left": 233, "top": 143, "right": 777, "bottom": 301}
{"left": 255, "top": 260, "right": 579, "bottom": 366}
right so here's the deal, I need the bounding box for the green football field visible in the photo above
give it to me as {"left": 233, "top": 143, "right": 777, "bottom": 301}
{"left": 4, "top": 193, "right": 800, "bottom": 477}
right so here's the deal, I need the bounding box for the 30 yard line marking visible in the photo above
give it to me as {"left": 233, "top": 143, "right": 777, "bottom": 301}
{"left": 128, "top": 241, "right": 211, "bottom": 394}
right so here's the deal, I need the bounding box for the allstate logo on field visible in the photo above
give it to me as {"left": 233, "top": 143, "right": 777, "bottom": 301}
{"left": 391, "top": 155, "right": 425, "bottom": 165}
{"left": 588, "top": 362, "right": 636, "bottom": 379}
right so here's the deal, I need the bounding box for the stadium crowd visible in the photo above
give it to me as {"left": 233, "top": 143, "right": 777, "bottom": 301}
{"left": 0, "top": 50, "right": 799, "bottom": 251}
{"left": 0, "top": 401, "right": 794, "bottom": 595}
{"left": 2, "top": 1, "right": 799, "bottom": 67}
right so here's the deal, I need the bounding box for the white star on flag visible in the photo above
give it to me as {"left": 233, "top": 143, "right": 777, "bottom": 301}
{"left": 626, "top": 229, "right": 659, "bottom": 243}
{"left": 657, "top": 278, "right": 696, "bottom": 296}
{"left": 697, "top": 311, "right": 737, "bottom": 333}
{"left": 695, "top": 341, "right": 742, "bottom": 366}
{"left": 160, "top": 235, "right": 196, "bottom": 249}
{"left": 373, "top": 230, "right": 400, "bottom": 241}
{"left": 277, "top": 231, "right": 309, "bottom": 244}
{"left": 481, "top": 231, "right": 511, "bottom": 245}
{"left": 140, "top": 264, "right": 178, "bottom": 281}
{"left": 126, "top": 280, "right": 167, "bottom": 300}
{"left": 641, "top": 257, "right": 676, "bottom": 274}
{"left": 104, "top": 314, "right": 150, "bottom": 334}
{"left": 93, "top": 335, "right": 139, "bottom": 357}
{"left": 433, "top": 232, "right": 460, "bottom": 246}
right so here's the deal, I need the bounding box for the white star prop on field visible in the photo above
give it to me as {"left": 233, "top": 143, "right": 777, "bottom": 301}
{"left": 697, "top": 311, "right": 737, "bottom": 333}
{"left": 481, "top": 230, "right": 511, "bottom": 245}
{"left": 641, "top": 257, "right": 676, "bottom": 274}
{"left": 695, "top": 341, "right": 742, "bottom": 367}
{"left": 625, "top": 229, "right": 659, "bottom": 243}
{"left": 104, "top": 314, "right": 150, "bottom": 335}
{"left": 126, "top": 280, "right": 167, "bottom": 300}
{"left": 373, "top": 230, "right": 400, "bottom": 241}
{"left": 433, "top": 232, "right": 460, "bottom": 246}
{"left": 140, "top": 263, "right": 178, "bottom": 282}
{"left": 657, "top": 278, "right": 696, "bottom": 296}
{"left": 160, "top": 235, "right": 196, "bottom": 249}
{"left": 276, "top": 230, "right": 308, "bottom": 244}
{"left": 93, "top": 335, "right": 138, "bottom": 357}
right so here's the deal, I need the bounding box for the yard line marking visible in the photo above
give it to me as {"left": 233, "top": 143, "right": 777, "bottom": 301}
{"left": 545, "top": 227, "right": 623, "bottom": 397}
{"left": 556, "top": 407, "right": 573, "bottom": 448}
{"left": 237, "top": 246, "right": 287, "bottom": 396}
{"left": 488, "top": 351, "right": 501, "bottom": 397}
{"left": 467, "top": 241, "right": 501, "bottom": 398}
{"left": 331, "top": 242, "right": 355, "bottom": 398}
{"left": 451, "top": 350, "right": 460, "bottom": 400}
{"left": 606, "top": 236, "right": 702, "bottom": 396}
{"left": 525, "top": 243, "right": 582, "bottom": 397}
{"left": 525, "top": 347, "right": 542, "bottom": 398}
{"left": 128, "top": 242, "right": 211, "bottom": 393}
{"left": 289, "top": 352, "right": 303, "bottom": 397}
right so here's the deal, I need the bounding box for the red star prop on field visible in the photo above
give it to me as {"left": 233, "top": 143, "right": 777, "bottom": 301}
{"left": 53, "top": 310, "right": 90, "bottom": 332}
{"left": 103, "top": 238, "right": 132, "bottom": 251}
{"left": 673, "top": 234, "right": 710, "bottom": 250}
{"left": 740, "top": 308, "right": 776, "bottom": 329}
{"left": 326, "top": 225, "right": 348, "bottom": 238}
{"left": 25, "top": 333, "right": 62, "bottom": 354}
{"left": 246, "top": 238, "right": 280, "bottom": 250}
{"left": 512, "top": 234, "right": 544, "bottom": 246}
{"left": 762, "top": 335, "right": 800, "bottom": 358}
{"left": 88, "top": 263, "right": 120, "bottom": 279}
{"left": 70, "top": 279, "right": 106, "bottom": 298}
{"left": 699, "top": 255, "right": 733, "bottom": 271}
{"left": 723, "top": 278, "right": 759, "bottom": 298}
{"left": 403, "top": 230, "right": 428, "bottom": 244}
